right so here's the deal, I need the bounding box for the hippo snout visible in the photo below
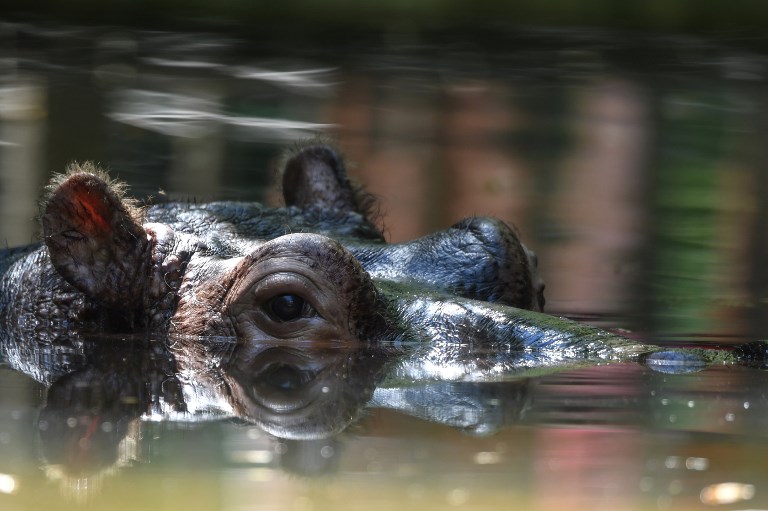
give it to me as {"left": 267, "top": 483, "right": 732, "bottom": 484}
{"left": 451, "top": 217, "right": 546, "bottom": 311}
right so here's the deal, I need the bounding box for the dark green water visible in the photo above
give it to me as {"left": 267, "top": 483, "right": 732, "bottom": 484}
{"left": 2, "top": 22, "right": 768, "bottom": 511}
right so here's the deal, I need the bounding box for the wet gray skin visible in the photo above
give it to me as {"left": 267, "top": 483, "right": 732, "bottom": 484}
{"left": 0, "top": 143, "right": 668, "bottom": 361}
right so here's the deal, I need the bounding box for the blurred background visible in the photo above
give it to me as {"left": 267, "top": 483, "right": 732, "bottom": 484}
{"left": 2, "top": 4, "right": 768, "bottom": 342}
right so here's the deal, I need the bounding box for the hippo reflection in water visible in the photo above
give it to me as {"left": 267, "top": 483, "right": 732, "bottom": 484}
{"left": 15, "top": 331, "right": 768, "bottom": 487}
{"left": 0, "top": 142, "right": 651, "bottom": 357}
{"left": 26, "top": 338, "right": 547, "bottom": 482}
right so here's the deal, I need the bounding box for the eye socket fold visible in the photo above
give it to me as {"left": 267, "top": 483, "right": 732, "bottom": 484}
{"left": 267, "top": 293, "right": 311, "bottom": 322}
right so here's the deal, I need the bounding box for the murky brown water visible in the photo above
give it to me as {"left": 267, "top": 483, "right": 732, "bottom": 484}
{"left": 2, "top": 22, "right": 768, "bottom": 511}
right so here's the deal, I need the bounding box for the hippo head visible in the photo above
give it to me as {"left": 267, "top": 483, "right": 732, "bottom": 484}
{"left": 37, "top": 144, "right": 545, "bottom": 343}
{"left": 172, "top": 232, "right": 382, "bottom": 341}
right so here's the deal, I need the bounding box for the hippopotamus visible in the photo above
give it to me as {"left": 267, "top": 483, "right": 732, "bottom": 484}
{"left": 1, "top": 144, "right": 545, "bottom": 335}
{"left": 0, "top": 143, "right": 757, "bottom": 364}
{"left": 0, "top": 143, "right": 612, "bottom": 347}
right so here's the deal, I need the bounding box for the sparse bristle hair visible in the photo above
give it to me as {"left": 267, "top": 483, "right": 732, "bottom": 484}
{"left": 39, "top": 161, "right": 145, "bottom": 228}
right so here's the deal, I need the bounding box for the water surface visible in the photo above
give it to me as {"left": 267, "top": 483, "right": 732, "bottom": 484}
{"left": 2, "top": 23, "right": 768, "bottom": 511}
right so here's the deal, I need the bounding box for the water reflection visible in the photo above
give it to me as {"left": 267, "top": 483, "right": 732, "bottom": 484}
{"left": 0, "top": 78, "right": 46, "bottom": 246}
{"left": 174, "top": 339, "right": 392, "bottom": 440}
{"left": 108, "top": 89, "right": 331, "bottom": 140}
{"left": 3, "top": 327, "right": 768, "bottom": 504}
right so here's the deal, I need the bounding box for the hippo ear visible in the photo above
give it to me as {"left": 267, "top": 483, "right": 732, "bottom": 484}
{"left": 41, "top": 164, "right": 149, "bottom": 306}
{"left": 282, "top": 144, "right": 375, "bottom": 218}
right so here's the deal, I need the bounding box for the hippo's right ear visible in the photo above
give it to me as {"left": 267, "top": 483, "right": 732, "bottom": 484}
{"left": 41, "top": 165, "right": 149, "bottom": 306}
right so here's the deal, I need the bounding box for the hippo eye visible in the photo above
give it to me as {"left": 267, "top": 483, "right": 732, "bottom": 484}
{"left": 267, "top": 294, "right": 311, "bottom": 322}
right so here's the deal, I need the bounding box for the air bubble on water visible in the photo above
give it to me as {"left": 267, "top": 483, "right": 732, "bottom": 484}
{"left": 407, "top": 483, "right": 425, "bottom": 500}
{"left": 292, "top": 496, "right": 313, "bottom": 511}
{"left": 664, "top": 456, "right": 682, "bottom": 469}
{"left": 744, "top": 401, "right": 750, "bottom": 409}
{"left": 700, "top": 482, "right": 755, "bottom": 505}
{"left": 38, "top": 420, "right": 48, "bottom": 431}
{"left": 366, "top": 460, "right": 383, "bottom": 473}
{"left": 687, "top": 400, "right": 695, "bottom": 408}
{"left": 661, "top": 398, "right": 669, "bottom": 406}
{"left": 685, "top": 457, "right": 709, "bottom": 471}
{"left": 474, "top": 451, "right": 501, "bottom": 465}
{"left": 447, "top": 488, "right": 469, "bottom": 506}
{"left": 725, "top": 413, "right": 736, "bottom": 422}
{"left": 321, "top": 386, "right": 330, "bottom": 394}
{"left": 320, "top": 445, "right": 334, "bottom": 458}
{"left": 668, "top": 480, "right": 683, "bottom": 495}
{"left": 639, "top": 477, "right": 654, "bottom": 492}
{"left": 66, "top": 417, "right": 77, "bottom": 428}
{"left": 101, "top": 421, "right": 113, "bottom": 433}
{"left": 0, "top": 474, "right": 17, "bottom": 495}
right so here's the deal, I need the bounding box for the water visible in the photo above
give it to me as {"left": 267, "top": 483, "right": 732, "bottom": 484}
{"left": 2, "top": 22, "right": 768, "bottom": 510}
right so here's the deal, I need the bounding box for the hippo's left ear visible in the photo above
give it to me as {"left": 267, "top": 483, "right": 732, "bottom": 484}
{"left": 41, "top": 164, "right": 150, "bottom": 307}
{"left": 282, "top": 143, "right": 377, "bottom": 222}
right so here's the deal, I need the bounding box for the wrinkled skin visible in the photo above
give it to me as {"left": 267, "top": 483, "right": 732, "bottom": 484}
{"left": 0, "top": 143, "right": 564, "bottom": 348}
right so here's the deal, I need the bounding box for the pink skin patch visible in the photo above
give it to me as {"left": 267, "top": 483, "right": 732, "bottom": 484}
{"left": 61, "top": 181, "right": 111, "bottom": 235}
{"left": 76, "top": 196, "right": 110, "bottom": 234}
